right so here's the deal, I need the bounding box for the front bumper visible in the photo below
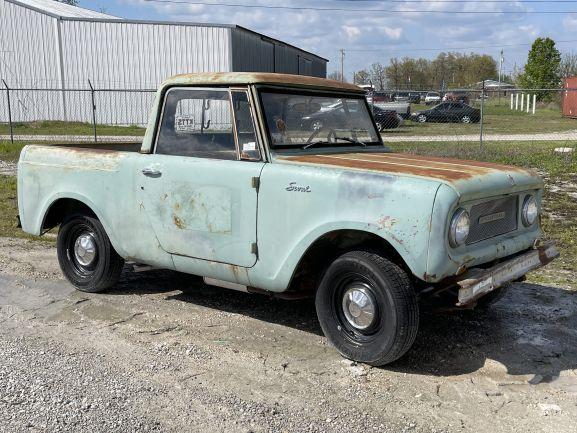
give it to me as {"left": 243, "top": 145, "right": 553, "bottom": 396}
{"left": 456, "top": 241, "right": 559, "bottom": 306}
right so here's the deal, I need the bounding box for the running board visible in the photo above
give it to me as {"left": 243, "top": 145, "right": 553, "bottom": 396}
{"left": 203, "top": 277, "right": 248, "bottom": 292}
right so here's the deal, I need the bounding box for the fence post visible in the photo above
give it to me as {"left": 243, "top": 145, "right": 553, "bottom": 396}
{"left": 521, "top": 93, "right": 524, "bottom": 111}
{"left": 479, "top": 81, "right": 485, "bottom": 152}
{"left": 532, "top": 94, "right": 536, "bottom": 115}
{"left": 527, "top": 94, "right": 531, "bottom": 114}
{"left": 510, "top": 93, "right": 513, "bottom": 110}
{"left": 2, "top": 79, "right": 13, "bottom": 144}
{"left": 88, "top": 79, "right": 97, "bottom": 143}
{"left": 515, "top": 93, "right": 519, "bottom": 110}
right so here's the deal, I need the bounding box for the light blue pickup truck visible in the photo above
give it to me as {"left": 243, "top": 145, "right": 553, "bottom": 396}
{"left": 18, "top": 73, "right": 558, "bottom": 365}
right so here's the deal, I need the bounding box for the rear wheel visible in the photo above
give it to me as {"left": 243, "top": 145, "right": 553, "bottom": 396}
{"left": 315, "top": 251, "right": 419, "bottom": 366}
{"left": 417, "top": 114, "right": 427, "bottom": 123}
{"left": 57, "top": 215, "right": 124, "bottom": 293}
{"left": 461, "top": 115, "right": 472, "bottom": 124}
{"left": 375, "top": 121, "right": 384, "bottom": 132}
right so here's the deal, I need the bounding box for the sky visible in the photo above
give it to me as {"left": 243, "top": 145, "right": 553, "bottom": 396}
{"left": 78, "top": 0, "right": 577, "bottom": 82}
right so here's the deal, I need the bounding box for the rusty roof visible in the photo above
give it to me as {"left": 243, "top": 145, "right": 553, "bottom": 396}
{"left": 163, "top": 72, "right": 364, "bottom": 93}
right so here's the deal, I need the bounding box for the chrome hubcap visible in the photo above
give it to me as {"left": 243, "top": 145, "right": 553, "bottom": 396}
{"left": 74, "top": 233, "right": 97, "bottom": 266}
{"left": 312, "top": 121, "right": 323, "bottom": 130}
{"left": 341, "top": 285, "right": 377, "bottom": 330}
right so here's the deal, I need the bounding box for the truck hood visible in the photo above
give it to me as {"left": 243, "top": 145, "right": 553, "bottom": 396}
{"left": 276, "top": 152, "right": 543, "bottom": 199}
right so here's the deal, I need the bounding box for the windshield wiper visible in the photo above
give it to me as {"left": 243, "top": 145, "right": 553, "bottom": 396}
{"left": 302, "top": 140, "right": 333, "bottom": 150}
{"left": 302, "top": 137, "right": 368, "bottom": 150}
{"left": 334, "top": 136, "right": 368, "bottom": 147}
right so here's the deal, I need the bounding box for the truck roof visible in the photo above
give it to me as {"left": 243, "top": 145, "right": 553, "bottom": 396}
{"left": 163, "top": 72, "right": 364, "bottom": 93}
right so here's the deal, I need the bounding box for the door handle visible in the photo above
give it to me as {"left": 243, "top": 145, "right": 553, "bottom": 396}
{"left": 141, "top": 167, "right": 162, "bottom": 177}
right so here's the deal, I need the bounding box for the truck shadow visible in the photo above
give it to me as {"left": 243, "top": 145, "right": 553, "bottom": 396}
{"left": 113, "top": 271, "right": 577, "bottom": 380}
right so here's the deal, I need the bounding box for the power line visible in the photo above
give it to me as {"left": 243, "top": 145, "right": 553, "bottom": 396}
{"left": 140, "top": 0, "right": 577, "bottom": 13}
{"left": 342, "top": 39, "right": 577, "bottom": 53}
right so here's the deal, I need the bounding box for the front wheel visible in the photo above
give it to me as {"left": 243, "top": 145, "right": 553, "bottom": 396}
{"left": 417, "top": 114, "right": 427, "bottom": 123}
{"left": 461, "top": 115, "right": 472, "bottom": 124}
{"left": 315, "top": 251, "right": 419, "bottom": 366}
{"left": 57, "top": 215, "right": 124, "bottom": 293}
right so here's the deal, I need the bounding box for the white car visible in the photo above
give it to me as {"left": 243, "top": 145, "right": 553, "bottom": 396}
{"left": 424, "top": 91, "right": 441, "bottom": 105}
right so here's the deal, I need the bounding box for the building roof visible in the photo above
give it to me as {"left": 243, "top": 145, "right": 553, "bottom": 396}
{"left": 164, "top": 72, "right": 362, "bottom": 92}
{"left": 9, "top": 0, "right": 118, "bottom": 19}
{"left": 476, "top": 79, "right": 515, "bottom": 89}
{"left": 6, "top": 0, "right": 327, "bottom": 63}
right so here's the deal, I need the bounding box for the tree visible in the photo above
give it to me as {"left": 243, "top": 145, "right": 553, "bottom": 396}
{"left": 559, "top": 52, "right": 577, "bottom": 78}
{"left": 55, "top": 0, "right": 78, "bottom": 5}
{"left": 327, "top": 71, "right": 347, "bottom": 82}
{"left": 353, "top": 69, "right": 371, "bottom": 85}
{"left": 518, "top": 37, "right": 561, "bottom": 99}
{"left": 369, "top": 63, "right": 387, "bottom": 90}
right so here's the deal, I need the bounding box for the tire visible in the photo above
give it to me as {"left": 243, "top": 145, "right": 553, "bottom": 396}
{"left": 315, "top": 251, "right": 419, "bottom": 366}
{"left": 417, "top": 114, "right": 427, "bottom": 123}
{"left": 475, "top": 285, "right": 509, "bottom": 310}
{"left": 57, "top": 214, "right": 124, "bottom": 293}
{"left": 461, "top": 115, "right": 471, "bottom": 124}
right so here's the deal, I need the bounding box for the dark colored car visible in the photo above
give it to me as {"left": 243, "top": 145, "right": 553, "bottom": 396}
{"left": 411, "top": 102, "right": 480, "bottom": 124}
{"left": 302, "top": 102, "right": 401, "bottom": 132}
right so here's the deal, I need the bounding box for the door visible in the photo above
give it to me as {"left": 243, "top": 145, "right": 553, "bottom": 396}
{"left": 138, "top": 87, "right": 264, "bottom": 267}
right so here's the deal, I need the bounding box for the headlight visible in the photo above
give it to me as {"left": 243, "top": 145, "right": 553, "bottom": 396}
{"left": 449, "top": 208, "right": 470, "bottom": 247}
{"left": 522, "top": 195, "right": 538, "bottom": 226}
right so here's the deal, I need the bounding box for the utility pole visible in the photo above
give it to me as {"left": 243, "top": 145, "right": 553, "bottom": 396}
{"left": 498, "top": 49, "right": 504, "bottom": 105}
{"left": 339, "top": 49, "right": 345, "bottom": 83}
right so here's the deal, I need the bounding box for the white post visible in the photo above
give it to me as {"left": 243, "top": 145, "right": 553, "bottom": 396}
{"left": 521, "top": 93, "right": 524, "bottom": 111}
{"left": 527, "top": 95, "right": 531, "bottom": 113}
{"left": 510, "top": 93, "right": 514, "bottom": 109}
{"left": 515, "top": 93, "right": 519, "bottom": 110}
{"left": 532, "top": 94, "right": 536, "bottom": 114}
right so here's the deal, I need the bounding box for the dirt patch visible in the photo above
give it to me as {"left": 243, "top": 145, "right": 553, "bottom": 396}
{"left": 1, "top": 237, "right": 576, "bottom": 433}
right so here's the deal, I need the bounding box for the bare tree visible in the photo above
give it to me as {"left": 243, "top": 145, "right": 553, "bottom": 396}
{"left": 354, "top": 69, "right": 371, "bottom": 85}
{"left": 560, "top": 52, "right": 577, "bottom": 78}
{"left": 370, "top": 63, "right": 387, "bottom": 91}
{"left": 327, "top": 71, "right": 347, "bottom": 82}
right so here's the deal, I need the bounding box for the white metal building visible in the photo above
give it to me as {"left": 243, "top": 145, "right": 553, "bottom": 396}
{"left": 0, "top": 0, "right": 327, "bottom": 124}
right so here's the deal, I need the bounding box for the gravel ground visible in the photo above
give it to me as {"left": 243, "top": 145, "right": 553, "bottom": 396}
{"left": 1, "top": 237, "right": 576, "bottom": 433}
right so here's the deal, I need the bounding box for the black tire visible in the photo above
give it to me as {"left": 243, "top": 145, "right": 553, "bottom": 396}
{"left": 475, "top": 285, "right": 509, "bottom": 310}
{"left": 57, "top": 214, "right": 124, "bottom": 293}
{"left": 315, "top": 251, "right": 419, "bottom": 366}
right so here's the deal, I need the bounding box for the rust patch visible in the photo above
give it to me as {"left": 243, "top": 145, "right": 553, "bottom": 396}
{"left": 172, "top": 214, "right": 186, "bottom": 230}
{"left": 280, "top": 152, "right": 538, "bottom": 182}
{"left": 376, "top": 216, "right": 397, "bottom": 230}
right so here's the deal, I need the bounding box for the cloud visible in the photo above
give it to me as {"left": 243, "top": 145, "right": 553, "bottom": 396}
{"left": 381, "top": 27, "right": 402, "bottom": 40}
{"left": 563, "top": 15, "right": 577, "bottom": 31}
{"left": 342, "top": 25, "right": 361, "bottom": 40}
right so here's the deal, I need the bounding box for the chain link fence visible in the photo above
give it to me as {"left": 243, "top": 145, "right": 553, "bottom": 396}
{"left": 1, "top": 84, "right": 576, "bottom": 155}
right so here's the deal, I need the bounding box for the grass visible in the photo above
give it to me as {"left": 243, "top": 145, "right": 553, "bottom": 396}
{"left": 382, "top": 101, "right": 577, "bottom": 137}
{"left": 0, "top": 120, "right": 146, "bottom": 137}
{"left": 389, "top": 140, "right": 577, "bottom": 290}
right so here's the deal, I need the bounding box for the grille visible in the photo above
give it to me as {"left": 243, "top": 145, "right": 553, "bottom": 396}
{"left": 466, "top": 196, "right": 518, "bottom": 245}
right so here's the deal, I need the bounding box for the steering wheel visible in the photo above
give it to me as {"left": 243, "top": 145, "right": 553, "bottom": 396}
{"left": 305, "top": 126, "right": 337, "bottom": 145}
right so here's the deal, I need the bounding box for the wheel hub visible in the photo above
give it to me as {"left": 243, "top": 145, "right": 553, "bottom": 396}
{"left": 341, "top": 284, "right": 377, "bottom": 330}
{"left": 74, "top": 233, "right": 97, "bottom": 267}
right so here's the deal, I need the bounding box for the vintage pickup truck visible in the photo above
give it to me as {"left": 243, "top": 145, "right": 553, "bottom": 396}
{"left": 18, "top": 72, "right": 559, "bottom": 366}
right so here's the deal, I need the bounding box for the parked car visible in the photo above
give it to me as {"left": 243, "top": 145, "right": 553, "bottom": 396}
{"left": 17, "top": 72, "right": 558, "bottom": 366}
{"left": 411, "top": 102, "right": 480, "bottom": 123}
{"left": 302, "top": 101, "right": 400, "bottom": 132}
{"left": 424, "top": 91, "right": 441, "bottom": 105}
{"left": 442, "top": 91, "right": 470, "bottom": 104}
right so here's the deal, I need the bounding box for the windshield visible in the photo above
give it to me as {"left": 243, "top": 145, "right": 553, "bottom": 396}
{"left": 259, "top": 90, "right": 381, "bottom": 149}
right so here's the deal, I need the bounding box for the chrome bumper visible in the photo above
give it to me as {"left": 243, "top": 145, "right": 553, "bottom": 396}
{"left": 456, "top": 241, "right": 560, "bottom": 306}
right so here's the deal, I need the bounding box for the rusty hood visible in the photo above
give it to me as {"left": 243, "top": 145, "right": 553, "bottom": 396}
{"left": 276, "top": 151, "right": 543, "bottom": 199}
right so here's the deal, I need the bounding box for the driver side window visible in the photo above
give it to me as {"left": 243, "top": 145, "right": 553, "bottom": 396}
{"left": 156, "top": 88, "right": 238, "bottom": 160}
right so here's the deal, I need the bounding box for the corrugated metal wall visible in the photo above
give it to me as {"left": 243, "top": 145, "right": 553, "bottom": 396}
{"left": 0, "top": 0, "right": 60, "bottom": 88}
{"left": 231, "top": 28, "right": 326, "bottom": 78}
